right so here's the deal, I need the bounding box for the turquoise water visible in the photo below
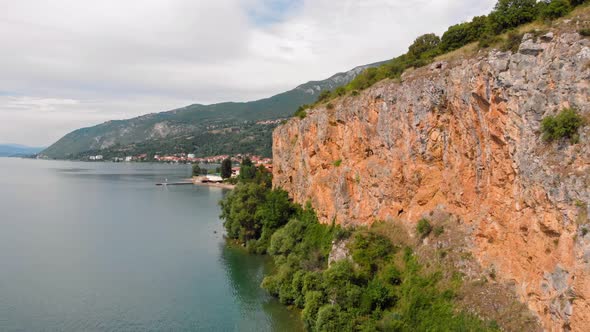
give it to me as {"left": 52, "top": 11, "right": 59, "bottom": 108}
{"left": 0, "top": 158, "right": 302, "bottom": 331}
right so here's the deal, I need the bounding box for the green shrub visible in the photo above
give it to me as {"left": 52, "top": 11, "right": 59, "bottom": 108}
{"left": 579, "top": 28, "right": 590, "bottom": 37}
{"left": 416, "top": 218, "right": 432, "bottom": 237}
{"left": 478, "top": 33, "right": 502, "bottom": 48}
{"left": 539, "top": 0, "right": 572, "bottom": 20}
{"left": 294, "top": 104, "right": 310, "bottom": 119}
{"left": 219, "top": 182, "right": 267, "bottom": 242}
{"left": 360, "top": 279, "right": 396, "bottom": 313}
{"left": 333, "top": 159, "right": 342, "bottom": 167}
{"left": 317, "top": 90, "right": 332, "bottom": 103}
{"left": 488, "top": 0, "right": 539, "bottom": 34}
{"left": 219, "top": 166, "right": 297, "bottom": 251}
{"left": 351, "top": 232, "right": 394, "bottom": 274}
{"left": 302, "top": 291, "right": 326, "bottom": 330}
{"left": 315, "top": 305, "right": 351, "bottom": 331}
{"left": 501, "top": 31, "right": 524, "bottom": 52}
{"left": 434, "top": 225, "right": 445, "bottom": 236}
{"left": 541, "top": 108, "right": 584, "bottom": 143}
{"left": 381, "top": 264, "right": 403, "bottom": 285}
{"left": 333, "top": 226, "right": 352, "bottom": 241}
{"left": 334, "top": 86, "right": 346, "bottom": 97}
{"left": 440, "top": 22, "right": 476, "bottom": 52}
{"left": 408, "top": 33, "right": 441, "bottom": 60}
{"left": 440, "top": 16, "right": 490, "bottom": 52}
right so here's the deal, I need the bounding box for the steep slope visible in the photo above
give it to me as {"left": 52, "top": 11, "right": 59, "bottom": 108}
{"left": 41, "top": 61, "right": 385, "bottom": 159}
{"left": 273, "top": 31, "right": 590, "bottom": 330}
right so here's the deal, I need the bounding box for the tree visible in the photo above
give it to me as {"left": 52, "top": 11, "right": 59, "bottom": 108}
{"left": 316, "top": 90, "right": 332, "bottom": 103}
{"left": 256, "top": 189, "right": 295, "bottom": 230}
{"left": 440, "top": 15, "right": 492, "bottom": 52}
{"left": 221, "top": 158, "right": 232, "bottom": 179}
{"left": 239, "top": 157, "right": 257, "bottom": 181}
{"left": 408, "top": 33, "right": 441, "bottom": 60}
{"left": 440, "top": 23, "right": 474, "bottom": 52}
{"left": 219, "top": 182, "right": 267, "bottom": 242}
{"left": 489, "top": 0, "right": 539, "bottom": 33}
{"left": 539, "top": 0, "right": 572, "bottom": 20}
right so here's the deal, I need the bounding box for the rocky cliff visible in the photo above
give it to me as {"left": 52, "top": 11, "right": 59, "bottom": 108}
{"left": 273, "top": 31, "right": 590, "bottom": 330}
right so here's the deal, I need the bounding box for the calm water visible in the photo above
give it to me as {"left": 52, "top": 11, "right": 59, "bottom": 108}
{"left": 0, "top": 158, "right": 302, "bottom": 331}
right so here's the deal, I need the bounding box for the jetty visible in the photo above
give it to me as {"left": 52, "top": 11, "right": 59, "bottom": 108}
{"left": 155, "top": 181, "right": 193, "bottom": 186}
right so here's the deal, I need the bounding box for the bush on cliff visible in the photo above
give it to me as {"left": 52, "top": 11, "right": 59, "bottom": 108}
{"left": 488, "top": 0, "right": 539, "bottom": 33}
{"left": 541, "top": 108, "right": 584, "bottom": 143}
{"left": 416, "top": 218, "right": 432, "bottom": 238}
{"left": 294, "top": 104, "right": 310, "bottom": 119}
{"left": 539, "top": 0, "right": 572, "bottom": 20}
{"left": 500, "top": 31, "right": 525, "bottom": 52}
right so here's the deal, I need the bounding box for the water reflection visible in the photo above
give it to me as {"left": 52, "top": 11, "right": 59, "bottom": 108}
{"left": 220, "top": 243, "right": 304, "bottom": 332}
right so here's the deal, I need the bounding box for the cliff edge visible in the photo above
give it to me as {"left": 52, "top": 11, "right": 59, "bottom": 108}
{"left": 273, "top": 30, "right": 590, "bottom": 330}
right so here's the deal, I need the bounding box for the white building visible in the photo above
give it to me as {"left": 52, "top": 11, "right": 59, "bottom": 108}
{"left": 187, "top": 154, "right": 195, "bottom": 159}
{"left": 125, "top": 156, "right": 133, "bottom": 162}
{"left": 95, "top": 155, "right": 103, "bottom": 160}
{"left": 206, "top": 175, "right": 223, "bottom": 183}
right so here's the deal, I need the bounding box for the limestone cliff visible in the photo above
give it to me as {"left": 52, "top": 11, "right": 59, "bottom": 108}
{"left": 273, "top": 31, "right": 590, "bottom": 330}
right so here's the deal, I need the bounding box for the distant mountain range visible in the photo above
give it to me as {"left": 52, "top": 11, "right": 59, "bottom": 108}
{"left": 0, "top": 144, "right": 44, "bottom": 157}
{"left": 41, "top": 61, "right": 386, "bottom": 160}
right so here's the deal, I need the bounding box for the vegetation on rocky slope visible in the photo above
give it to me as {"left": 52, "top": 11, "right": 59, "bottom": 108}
{"left": 541, "top": 108, "right": 585, "bottom": 143}
{"left": 297, "top": 0, "right": 589, "bottom": 113}
{"left": 219, "top": 169, "right": 502, "bottom": 331}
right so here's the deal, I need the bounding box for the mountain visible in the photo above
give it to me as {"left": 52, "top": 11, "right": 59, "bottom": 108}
{"left": 0, "top": 144, "right": 44, "bottom": 157}
{"left": 41, "top": 61, "right": 386, "bottom": 160}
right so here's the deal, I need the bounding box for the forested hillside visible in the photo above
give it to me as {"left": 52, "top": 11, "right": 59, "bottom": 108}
{"left": 41, "top": 61, "right": 384, "bottom": 159}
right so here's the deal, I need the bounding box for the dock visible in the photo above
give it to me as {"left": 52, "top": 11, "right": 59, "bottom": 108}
{"left": 155, "top": 181, "right": 193, "bottom": 186}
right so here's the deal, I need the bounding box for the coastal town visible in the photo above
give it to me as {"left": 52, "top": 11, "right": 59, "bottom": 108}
{"left": 86, "top": 152, "right": 272, "bottom": 169}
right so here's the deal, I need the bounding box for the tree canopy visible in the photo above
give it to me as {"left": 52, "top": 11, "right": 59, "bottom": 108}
{"left": 221, "top": 158, "right": 232, "bottom": 179}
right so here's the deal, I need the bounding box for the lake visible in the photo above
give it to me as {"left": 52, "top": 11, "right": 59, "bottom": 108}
{"left": 0, "top": 158, "right": 302, "bottom": 331}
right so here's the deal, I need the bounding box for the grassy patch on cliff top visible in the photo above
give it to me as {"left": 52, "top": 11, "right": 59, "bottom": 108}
{"left": 293, "top": 1, "right": 590, "bottom": 117}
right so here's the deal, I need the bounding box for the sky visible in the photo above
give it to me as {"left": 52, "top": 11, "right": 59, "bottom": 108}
{"left": 0, "top": 0, "right": 496, "bottom": 146}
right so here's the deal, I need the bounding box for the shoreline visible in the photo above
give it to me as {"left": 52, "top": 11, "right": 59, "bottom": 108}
{"left": 191, "top": 177, "right": 235, "bottom": 190}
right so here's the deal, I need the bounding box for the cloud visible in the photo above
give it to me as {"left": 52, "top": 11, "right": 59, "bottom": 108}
{"left": 0, "top": 0, "right": 496, "bottom": 146}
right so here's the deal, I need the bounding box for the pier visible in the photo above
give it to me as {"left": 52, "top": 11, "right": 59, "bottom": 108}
{"left": 155, "top": 181, "right": 193, "bottom": 186}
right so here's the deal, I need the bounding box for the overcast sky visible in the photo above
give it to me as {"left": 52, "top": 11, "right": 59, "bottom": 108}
{"left": 0, "top": 0, "right": 496, "bottom": 146}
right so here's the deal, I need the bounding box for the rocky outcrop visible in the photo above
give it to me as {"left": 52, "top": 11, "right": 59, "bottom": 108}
{"left": 273, "top": 31, "right": 590, "bottom": 330}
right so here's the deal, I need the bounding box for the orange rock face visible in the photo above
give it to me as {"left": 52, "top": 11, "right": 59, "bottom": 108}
{"left": 273, "top": 32, "right": 590, "bottom": 331}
